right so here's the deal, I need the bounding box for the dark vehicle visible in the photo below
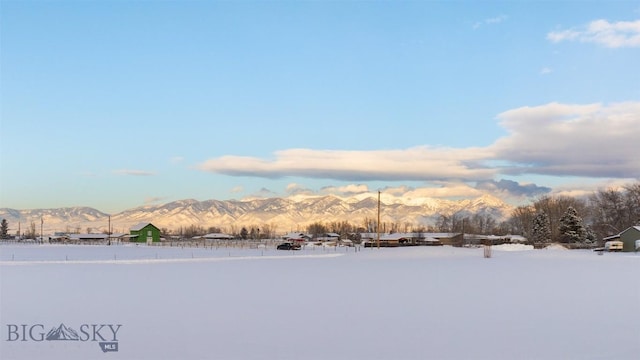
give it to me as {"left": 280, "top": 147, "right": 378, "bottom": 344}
{"left": 277, "top": 242, "right": 301, "bottom": 250}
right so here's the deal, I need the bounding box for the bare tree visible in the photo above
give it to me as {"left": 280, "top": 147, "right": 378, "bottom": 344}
{"left": 436, "top": 215, "right": 451, "bottom": 232}
{"left": 307, "top": 222, "right": 327, "bottom": 239}
{"left": 28, "top": 221, "right": 37, "bottom": 239}
{"left": 588, "top": 182, "right": 640, "bottom": 240}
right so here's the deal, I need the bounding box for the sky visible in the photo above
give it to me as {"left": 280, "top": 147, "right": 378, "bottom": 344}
{"left": 1, "top": 0, "right": 639, "bottom": 213}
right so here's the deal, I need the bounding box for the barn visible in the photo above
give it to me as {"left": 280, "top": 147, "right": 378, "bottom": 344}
{"left": 129, "top": 222, "right": 161, "bottom": 244}
{"left": 603, "top": 226, "right": 640, "bottom": 252}
{"left": 618, "top": 226, "right": 640, "bottom": 252}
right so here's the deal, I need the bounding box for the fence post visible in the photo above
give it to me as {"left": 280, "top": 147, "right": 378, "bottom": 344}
{"left": 483, "top": 243, "right": 492, "bottom": 258}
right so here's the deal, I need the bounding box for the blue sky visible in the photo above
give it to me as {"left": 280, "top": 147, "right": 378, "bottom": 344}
{"left": 1, "top": 0, "right": 639, "bottom": 213}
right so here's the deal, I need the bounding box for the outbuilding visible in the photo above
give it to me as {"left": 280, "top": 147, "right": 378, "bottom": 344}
{"left": 315, "top": 233, "right": 341, "bottom": 242}
{"left": 619, "top": 226, "right": 640, "bottom": 252}
{"left": 203, "top": 233, "right": 234, "bottom": 240}
{"left": 129, "top": 222, "right": 161, "bottom": 244}
{"left": 603, "top": 226, "right": 640, "bottom": 252}
{"left": 68, "top": 233, "right": 109, "bottom": 241}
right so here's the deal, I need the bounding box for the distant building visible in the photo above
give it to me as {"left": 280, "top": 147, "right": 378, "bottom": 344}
{"left": 282, "top": 232, "right": 311, "bottom": 242}
{"left": 603, "top": 226, "right": 640, "bottom": 252}
{"left": 315, "top": 233, "right": 341, "bottom": 242}
{"left": 68, "top": 233, "right": 109, "bottom": 241}
{"left": 129, "top": 222, "right": 161, "bottom": 244}
{"left": 203, "top": 233, "right": 234, "bottom": 240}
{"left": 361, "top": 232, "right": 461, "bottom": 247}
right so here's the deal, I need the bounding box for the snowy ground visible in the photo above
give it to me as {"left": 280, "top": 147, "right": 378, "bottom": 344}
{"left": 1, "top": 243, "right": 638, "bottom": 360}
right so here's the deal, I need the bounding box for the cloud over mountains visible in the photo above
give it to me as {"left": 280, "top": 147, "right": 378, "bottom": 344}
{"left": 197, "top": 101, "right": 640, "bottom": 183}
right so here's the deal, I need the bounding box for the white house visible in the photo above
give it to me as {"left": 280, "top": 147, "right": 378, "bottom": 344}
{"left": 203, "top": 233, "right": 234, "bottom": 240}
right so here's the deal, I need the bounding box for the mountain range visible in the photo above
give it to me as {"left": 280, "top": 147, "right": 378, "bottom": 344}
{"left": 0, "top": 194, "right": 513, "bottom": 235}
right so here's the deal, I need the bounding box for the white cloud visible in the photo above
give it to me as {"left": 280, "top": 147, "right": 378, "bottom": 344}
{"left": 547, "top": 19, "right": 640, "bottom": 48}
{"left": 197, "top": 147, "right": 496, "bottom": 182}
{"left": 144, "top": 196, "right": 165, "bottom": 205}
{"left": 321, "top": 184, "right": 370, "bottom": 195}
{"left": 473, "top": 14, "right": 508, "bottom": 29}
{"left": 492, "top": 101, "right": 640, "bottom": 178}
{"left": 230, "top": 186, "right": 244, "bottom": 193}
{"left": 197, "top": 101, "right": 640, "bottom": 183}
{"left": 550, "top": 178, "right": 638, "bottom": 199}
{"left": 169, "top": 156, "right": 184, "bottom": 164}
{"left": 286, "top": 183, "right": 303, "bottom": 192}
{"left": 476, "top": 179, "right": 551, "bottom": 198}
{"left": 250, "top": 187, "right": 275, "bottom": 198}
{"left": 285, "top": 183, "right": 314, "bottom": 196}
{"left": 395, "top": 182, "right": 483, "bottom": 199}
{"left": 539, "top": 67, "right": 552, "bottom": 75}
{"left": 113, "top": 169, "right": 156, "bottom": 176}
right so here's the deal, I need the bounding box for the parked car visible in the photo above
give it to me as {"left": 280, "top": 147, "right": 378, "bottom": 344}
{"left": 277, "top": 242, "right": 301, "bottom": 250}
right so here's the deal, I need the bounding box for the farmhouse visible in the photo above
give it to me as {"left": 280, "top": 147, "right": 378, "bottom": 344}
{"left": 379, "top": 233, "right": 416, "bottom": 246}
{"left": 282, "top": 232, "right": 311, "bottom": 242}
{"left": 603, "top": 226, "right": 640, "bottom": 252}
{"left": 129, "top": 222, "right": 161, "bottom": 244}
{"left": 315, "top": 233, "right": 341, "bottom": 242}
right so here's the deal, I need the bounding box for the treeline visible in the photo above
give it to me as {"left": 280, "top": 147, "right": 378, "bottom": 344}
{"left": 162, "top": 224, "right": 279, "bottom": 240}
{"left": 509, "top": 182, "right": 640, "bottom": 244}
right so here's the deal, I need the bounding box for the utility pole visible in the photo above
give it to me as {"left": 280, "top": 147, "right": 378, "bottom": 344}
{"left": 40, "top": 217, "right": 43, "bottom": 243}
{"left": 108, "top": 215, "right": 111, "bottom": 245}
{"left": 377, "top": 191, "right": 381, "bottom": 249}
{"left": 462, "top": 218, "right": 465, "bottom": 247}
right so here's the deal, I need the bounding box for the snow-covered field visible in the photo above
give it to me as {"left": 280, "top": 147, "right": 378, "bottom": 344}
{"left": 1, "top": 244, "right": 638, "bottom": 360}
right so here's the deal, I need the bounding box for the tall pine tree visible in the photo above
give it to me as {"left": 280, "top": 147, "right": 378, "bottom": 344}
{"left": 558, "top": 206, "right": 586, "bottom": 243}
{"left": 0, "top": 219, "right": 8, "bottom": 239}
{"left": 532, "top": 211, "right": 551, "bottom": 244}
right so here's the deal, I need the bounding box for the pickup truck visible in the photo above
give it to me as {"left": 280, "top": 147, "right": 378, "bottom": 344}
{"left": 276, "top": 242, "right": 301, "bottom": 250}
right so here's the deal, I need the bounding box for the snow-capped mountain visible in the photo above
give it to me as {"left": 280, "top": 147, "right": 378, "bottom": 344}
{"left": 0, "top": 194, "right": 513, "bottom": 234}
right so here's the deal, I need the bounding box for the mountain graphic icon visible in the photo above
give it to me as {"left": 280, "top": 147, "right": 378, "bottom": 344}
{"left": 46, "top": 323, "right": 80, "bottom": 341}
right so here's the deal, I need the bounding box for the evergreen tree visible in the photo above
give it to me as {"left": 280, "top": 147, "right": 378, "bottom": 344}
{"left": 0, "top": 219, "right": 8, "bottom": 239}
{"left": 532, "top": 211, "right": 551, "bottom": 244}
{"left": 558, "top": 206, "right": 587, "bottom": 243}
{"left": 584, "top": 225, "right": 597, "bottom": 244}
{"left": 240, "top": 227, "right": 248, "bottom": 240}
